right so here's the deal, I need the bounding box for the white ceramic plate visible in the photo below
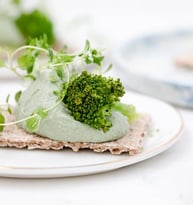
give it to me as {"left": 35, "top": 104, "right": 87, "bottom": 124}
{"left": 113, "top": 30, "right": 193, "bottom": 108}
{"left": 0, "top": 92, "right": 183, "bottom": 178}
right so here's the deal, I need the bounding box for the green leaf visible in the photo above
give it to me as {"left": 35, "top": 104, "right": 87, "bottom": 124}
{"left": 36, "top": 108, "right": 48, "bottom": 119}
{"left": 0, "top": 58, "right": 5, "bottom": 67}
{"left": 27, "top": 34, "right": 49, "bottom": 49}
{"left": 53, "top": 90, "right": 60, "bottom": 98}
{"left": 112, "top": 102, "right": 139, "bottom": 123}
{"left": 85, "top": 56, "right": 92, "bottom": 64}
{"left": 104, "top": 64, "right": 112, "bottom": 74}
{"left": 15, "top": 90, "right": 22, "bottom": 103}
{"left": 84, "top": 40, "right": 90, "bottom": 52}
{"left": 7, "top": 106, "right": 12, "bottom": 114}
{"left": 6, "top": 94, "right": 10, "bottom": 103}
{"left": 26, "top": 114, "right": 40, "bottom": 132}
{"left": 26, "top": 107, "right": 48, "bottom": 132}
{"left": 55, "top": 67, "right": 63, "bottom": 79}
{"left": 48, "top": 48, "right": 54, "bottom": 61}
{"left": 92, "top": 49, "right": 104, "bottom": 66}
{"left": 59, "top": 55, "right": 75, "bottom": 63}
{"left": 93, "top": 55, "right": 104, "bottom": 66}
{"left": 53, "top": 90, "right": 65, "bottom": 100}
{"left": 18, "top": 54, "right": 35, "bottom": 74}
{"left": 0, "top": 113, "right": 5, "bottom": 132}
{"left": 12, "top": 0, "right": 21, "bottom": 5}
{"left": 24, "top": 74, "right": 36, "bottom": 80}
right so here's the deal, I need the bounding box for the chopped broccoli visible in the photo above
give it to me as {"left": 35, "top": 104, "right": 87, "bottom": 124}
{"left": 15, "top": 10, "right": 55, "bottom": 45}
{"left": 63, "top": 71, "right": 125, "bottom": 132}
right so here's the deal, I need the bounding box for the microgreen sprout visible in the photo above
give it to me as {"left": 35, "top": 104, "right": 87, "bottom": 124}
{"left": 0, "top": 36, "right": 138, "bottom": 133}
{"left": 0, "top": 36, "right": 110, "bottom": 132}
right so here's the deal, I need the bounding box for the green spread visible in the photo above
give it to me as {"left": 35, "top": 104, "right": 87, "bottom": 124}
{"left": 16, "top": 70, "right": 129, "bottom": 143}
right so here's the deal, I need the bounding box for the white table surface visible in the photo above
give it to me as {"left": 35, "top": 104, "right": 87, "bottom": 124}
{"left": 0, "top": 0, "right": 193, "bottom": 204}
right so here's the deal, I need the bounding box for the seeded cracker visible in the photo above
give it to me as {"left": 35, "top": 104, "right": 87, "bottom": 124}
{"left": 0, "top": 111, "right": 151, "bottom": 155}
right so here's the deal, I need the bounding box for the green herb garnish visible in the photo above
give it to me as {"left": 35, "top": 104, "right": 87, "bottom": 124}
{"left": 0, "top": 37, "right": 138, "bottom": 133}
{"left": 14, "top": 90, "right": 22, "bottom": 103}
{"left": 0, "top": 113, "right": 5, "bottom": 132}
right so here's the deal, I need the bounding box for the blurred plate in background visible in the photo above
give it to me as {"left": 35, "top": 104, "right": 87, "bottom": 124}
{"left": 113, "top": 29, "right": 193, "bottom": 108}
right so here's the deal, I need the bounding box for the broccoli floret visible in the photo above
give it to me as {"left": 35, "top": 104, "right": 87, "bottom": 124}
{"left": 15, "top": 10, "right": 55, "bottom": 45}
{"left": 63, "top": 71, "right": 125, "bottom": 132}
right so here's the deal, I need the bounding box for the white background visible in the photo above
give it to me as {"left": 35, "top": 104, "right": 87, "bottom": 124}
{"left": 48, "top": 0, "right": 193, "bottom": 48}
{"left": 0, "top": 0, "right": 193, "bottom": 204}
